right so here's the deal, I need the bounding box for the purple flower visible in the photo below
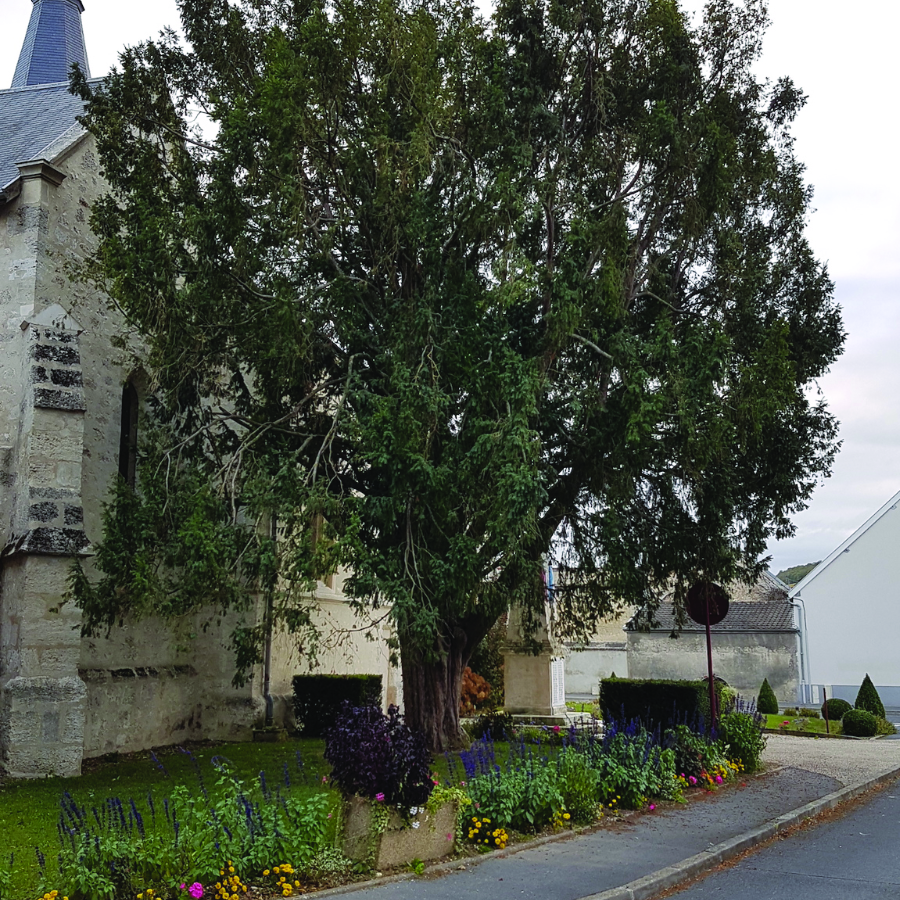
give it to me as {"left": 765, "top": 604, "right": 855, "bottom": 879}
{"left": 715, "top": 775, "right": 723, "bottom": 784}
{"left": 375, "top": 793, "right": 385, "bottom": 802}
{"left": 188, "top": 884, "right": 204, "bottom": 899}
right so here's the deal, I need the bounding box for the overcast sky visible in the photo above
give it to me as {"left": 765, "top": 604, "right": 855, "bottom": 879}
{"left": 2, "top": 0, "right": 898, "bottom": 574}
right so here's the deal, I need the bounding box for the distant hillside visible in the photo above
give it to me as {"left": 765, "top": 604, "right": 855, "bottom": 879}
{"left": 776, "top": 562, "right": 821, "bottom": 586}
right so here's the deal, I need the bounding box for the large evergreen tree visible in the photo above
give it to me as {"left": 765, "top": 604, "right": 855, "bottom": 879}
{"left": 70, "top": 0, "right": 844, "bottom": 749}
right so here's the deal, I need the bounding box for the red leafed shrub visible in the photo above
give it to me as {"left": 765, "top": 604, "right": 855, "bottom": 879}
{"left": 460, "top": 667, "right": 492, "bottom": 716}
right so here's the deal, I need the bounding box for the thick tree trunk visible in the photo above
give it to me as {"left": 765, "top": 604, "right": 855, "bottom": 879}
{"left": 400, "top": 617, "right": 489, "bottom": 752}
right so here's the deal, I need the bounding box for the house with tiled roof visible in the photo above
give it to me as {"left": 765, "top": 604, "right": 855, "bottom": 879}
{"left": 566, "top": 571, "right": 802, "bottom": 705}
{"left": 0, "top": 0, "right": 396, "bottom": 779}
{"left": 624, "top": 572, "right": 800, "bottom": 704}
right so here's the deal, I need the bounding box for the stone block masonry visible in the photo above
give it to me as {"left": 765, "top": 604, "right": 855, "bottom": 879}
{"left": 0, "top": 306, "right": 89, "bottom": 777}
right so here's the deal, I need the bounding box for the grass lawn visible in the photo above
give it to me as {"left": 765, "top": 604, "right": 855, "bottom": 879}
{"left": 0, "top": 737, "right": 514, "bottom": 898}
{"left": 764, "top": 713, "right": 843, "bottom": 735}
{"left": 0, "top": 739, "right": 336, "bottom": 898}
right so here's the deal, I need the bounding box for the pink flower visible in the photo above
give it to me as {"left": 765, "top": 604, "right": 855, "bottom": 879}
{"left": 375, "top": 793, "right": 385, "bottom": 802}
{"left": 688, "top": 776, "right": 697, "bottom": 785}
{"left": 180, "top": 885, "right": 186, "bottom": 891}
{"left": 322, "top": 775, "right": 328, "bottom": 783}
{"left": 327, "top": 813, "right": 332, "bottom": 819}
{"left": 715, "top": 775, "right": 723, "bottom": 784}
{"left": 447, "top": 833, "right": 453, "bottom": 841}
{"left": 648, "top": 804, "right": 656, "bottom": 811}
{"left": 553, "top": 725, "right": 561, "bottom": 734}
{"left": 188, "top": 884, "right": 204, "bottom": 899}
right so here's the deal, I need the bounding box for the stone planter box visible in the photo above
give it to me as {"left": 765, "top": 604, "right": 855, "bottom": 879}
{"left": 340, "top": 795, "right": 458, "bottom": 869}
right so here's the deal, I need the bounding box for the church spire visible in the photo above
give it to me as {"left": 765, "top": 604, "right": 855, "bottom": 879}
{"left": 11, "top": 0, "right": 91, "bottom": 89}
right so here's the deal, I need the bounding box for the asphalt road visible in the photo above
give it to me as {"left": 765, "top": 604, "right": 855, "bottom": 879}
{"left": 671, "top": 780, "right": 900, "bottom": 899}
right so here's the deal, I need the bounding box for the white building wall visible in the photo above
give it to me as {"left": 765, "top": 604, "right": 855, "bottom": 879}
{"left": 792, "top": 495, "right": 900, "bottom": 690}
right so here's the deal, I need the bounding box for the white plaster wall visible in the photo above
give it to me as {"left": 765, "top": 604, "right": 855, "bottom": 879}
{"left": 564, "top": 643, "right": 628, "bottom": 696}
{"left": 794, "top": 502, "right": 900, "bottom": 688}
{"left": 272, "top": 573, "right": 399, "bottom": 711}
{"left": 626, "top": 631, "right": 800, "bottom": 705}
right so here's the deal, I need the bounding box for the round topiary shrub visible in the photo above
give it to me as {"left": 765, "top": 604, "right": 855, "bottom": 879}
{"left": 854, "top": 674, "right": 886, "bottom": 719}
{"left": 821, "top": 697, "right": 852, "bottom": 721}
{"left": 757, "top": 678, "right": 779, "bottom": 715}
{"left": 841, "top": 708, "right": 878, "bottom": 737}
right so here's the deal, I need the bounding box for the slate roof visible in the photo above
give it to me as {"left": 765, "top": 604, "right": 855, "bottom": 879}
{"left": 0, "top": 81, "right": 92, "bottom": 190}
{"left": 11, "top": 0, "right": 90, "bottom": 89}
{"left": 628, "top": 600, "right": 798, "bottom": 633}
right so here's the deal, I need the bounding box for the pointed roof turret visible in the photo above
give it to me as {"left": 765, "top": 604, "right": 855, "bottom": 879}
{"left": 11, "top": 0, "right": 91, "bottom": 89}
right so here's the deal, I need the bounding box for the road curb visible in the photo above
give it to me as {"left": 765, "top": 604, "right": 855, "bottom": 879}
{"left": 575, "top": 764, "right": 900, "bottom": 900}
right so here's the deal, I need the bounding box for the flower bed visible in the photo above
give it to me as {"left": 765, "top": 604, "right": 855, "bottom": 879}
{"left": 1, "top": 706, "right": 765, "bottom": 899}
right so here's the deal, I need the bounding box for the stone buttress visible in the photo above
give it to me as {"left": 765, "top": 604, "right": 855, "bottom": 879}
{"left": 0, "top": 300, "right": 90, "bottom": 778}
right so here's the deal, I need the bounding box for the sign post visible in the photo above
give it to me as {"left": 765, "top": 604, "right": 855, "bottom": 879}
{"left": 686, "top": 581, "right": 729, "bottom": 731}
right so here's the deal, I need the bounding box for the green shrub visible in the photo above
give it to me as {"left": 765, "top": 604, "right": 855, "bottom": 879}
{"left": 854, "top": 674, "right": 886, "bottom": 719}
{"left": 556, "top": 749, "right": 601, "bottom": 824}
{"left": 821, "top": 698, "right": 852, "bottom": 721}
{"left": 668, "top": 724, "right": 726, "bottom": 779}
{"left": 756, "top": 679, "right": 778, "bottom": 715}
{"left": 600, "top": 677, "right": 726, "bottom": 728}
{"left": 798, "top": 708, "right": 820, "bottom": 718}
{"left": 292, "top": 674, "right": 382, "bottom": 737}
{"left": 465, "top": 709, "right": 515, "bottom": 741}
{"left": 876, "top": 717, "right": 897, "bottom": 736}
{"left": 718, "top": 711, "right": 767, "bottom": 772}
{"left": 842, "top": 708, "right": 878, "bottom": 737}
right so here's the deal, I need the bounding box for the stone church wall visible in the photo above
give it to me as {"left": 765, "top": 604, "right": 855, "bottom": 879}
{"left": 0, "top": 132, "right": 394, "bottom": 776}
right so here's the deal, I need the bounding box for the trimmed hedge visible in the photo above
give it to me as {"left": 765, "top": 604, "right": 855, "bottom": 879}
{"left": 854, "top": 674, "right": 886, "bottom": 719}
{"left": 757, "top": 678, "right": 778, "bottom": 715}
{"left": 821, "top": 697, "right": 852, "bottom": 721}
{"left": 600, "top": 677, "right": 727, "bottom": 728}
{"left": 292, "top": 674, "right": 382, "bottom": 737}
{"left": 842, "top": 708, "right": 878, "bottom": 737}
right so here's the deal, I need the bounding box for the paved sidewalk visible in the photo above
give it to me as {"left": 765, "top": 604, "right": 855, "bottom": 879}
{"left": 322, "top": 734, "right": 900, "bottom": 900}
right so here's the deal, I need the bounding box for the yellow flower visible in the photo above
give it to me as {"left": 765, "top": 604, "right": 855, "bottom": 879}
{"left": 263, "top": 870, "right": 270, "bottom": 876}
{"left": 563, "top": 813, "right": 571, "bottom": 820}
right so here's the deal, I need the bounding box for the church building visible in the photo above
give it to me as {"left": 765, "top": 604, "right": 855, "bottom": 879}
{"left": 0, "top": 0, "right": 394, "bottom": 778}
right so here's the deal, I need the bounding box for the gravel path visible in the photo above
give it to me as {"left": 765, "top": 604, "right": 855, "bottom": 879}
{"left": 762, "top": 732, "right": 900, "bottom": 785}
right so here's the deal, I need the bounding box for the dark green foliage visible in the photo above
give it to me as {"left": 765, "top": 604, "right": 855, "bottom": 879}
{"left": 601, "top": 678, "right": 726, "bottom": 729}
{"left": 820, "top": 698, "right": 851, "bottom": 721}
{"left": 718, "top": 711, "right": 767, "bottom": 772}
{"left": 71, "top": 0, "right": 844, "bottom": 750}
{"left": 466, "top": 710, "right": 516, "bottom": 742}
{"left": 292, "top": 675, "right": 382, "bottom": 738}
{"left": 841, "top": 709, "right": 878, "bottom": 738}
{"left": 775, "top": 563, "right": 820, "bottom": 585}
{"left": 854, "top": 674, "right": 886, "bottom": 718}
{"left": 756, "top": 679, "right": 779, "bottom": 715}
